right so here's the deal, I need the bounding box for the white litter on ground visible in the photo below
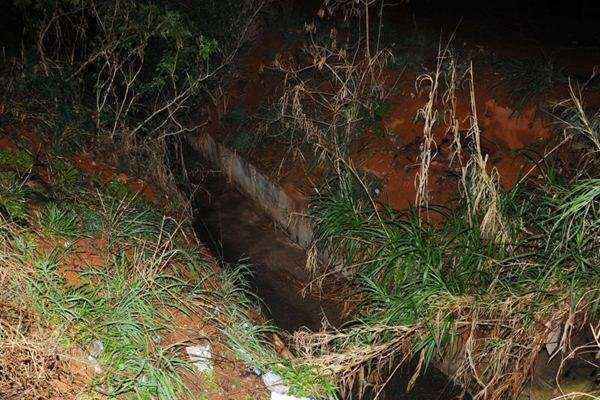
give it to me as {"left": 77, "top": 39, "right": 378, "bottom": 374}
{"left": 185, "top": 344, "right": 212, "bottom": 373}
{"left": 86, "top": 355, "right": 103, "bottom": 374}
{"left": 261, "top": 370, "right": 289, "bottom": 394}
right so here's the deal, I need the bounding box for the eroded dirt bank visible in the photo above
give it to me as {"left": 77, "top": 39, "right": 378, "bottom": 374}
{"left": 183, "top": 154, "right": 466, "bottom": 399}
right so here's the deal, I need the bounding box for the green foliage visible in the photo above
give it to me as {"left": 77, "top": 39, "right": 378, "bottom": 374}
{"left": 6, "top": 63, "right": 96, "bottom": 148}
{"left": 360, "top": 100, "right": 392, "bottom": 138}
{"left": 39, "top": 203, "right": 78, "bottom": 238}
{"left": 228, "top": 131, "right": 256, "bottom": 153}
{"left": 369, "top": 100, "right": 391, "bottom": 123}
{"left": 0, "top": 149, "right": 34, "bottom": 172}
{"left": 50, "top": 159, "right": 82, "bottom": 190}
{"left": 310, "top": 169, "right": 600, "bottom": 374}
{"left": 214, "top": 264, "right": 337, "bottom": 398}
{"left": 105, "top": 180, "right": 135, "bottom": 200}
{"left": 6, "top": 0, "right": 230, "bottom": 143}
{"left": 223, "top": 107, "right": 248, "bottom": 126}
{"left": 184, "top": 0, "right": 254, "bottom": 48}
{"left": 26, "top": 247, "right": 192, "bottom": 399}
{"left": 551, "top": 179, "right": 600, "bottom": 260}
{"left": 275, "top": 362, "right": 337, "bottom": 398}
{"left": 0, "top": 171, "right": 29, "bottom": 220}
{"left": 553, "top": 92, "right": 600, "bottom": 151}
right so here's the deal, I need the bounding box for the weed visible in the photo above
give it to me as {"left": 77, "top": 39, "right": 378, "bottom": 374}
{"left": 305, "top": 166, "right": 599, "bottom": 398}
{"left": 303, "top": 84, "right": 600, "bottom": 398}
{"left": 38, "top": 203, "right": 78, "bottom": 239}
{"left": 50, "top": 159, "right": 82, "bottom": 191}
{"left": 553, "top": 82, "right": 600, "bottom": 152}
{"left": 223, "top": 106, "right": 249, "bottom": 126}
{"left": 0, "top": 149, "right": 34, "bottom": 172}
{"left": 25, "top": 245, "right": 193, "bottom": 398}
{"left": 276, "top": 22, "right": 394, "bottom": 172}
{"left": 105, "top": 180, "right": 136, "bottom": 201}
{"left": 0, "top": 171, "right": 28, "bottom": 220}
{"left": 228, "top": 131, "right": 256, "bottom": 153}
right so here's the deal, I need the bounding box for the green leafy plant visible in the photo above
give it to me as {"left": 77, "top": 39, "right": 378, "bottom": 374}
{"left": 0, "top": 149, "right": 34, "bottom": 172}
{"left": 228, "top": 131, "right": 256, "bottom": 153}
{"left": 50, "top": 159, "right": 81, "bottom": 190}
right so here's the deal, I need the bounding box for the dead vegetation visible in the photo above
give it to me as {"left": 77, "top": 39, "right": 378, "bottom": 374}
{"left": 270, "top": 7, "right": 600, "bottom": 399}
{"left": 1, "top": 1, "right": 599, "bottom": 399}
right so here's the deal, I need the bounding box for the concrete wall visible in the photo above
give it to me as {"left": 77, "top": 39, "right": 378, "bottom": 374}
{"left": 187, "top": 133, "right": 314, "bottom": 249}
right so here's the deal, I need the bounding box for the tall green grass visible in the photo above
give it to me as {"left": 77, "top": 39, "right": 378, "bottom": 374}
{"left": 306, "top": 163, "right": 600, "bottom": 398}
{"left": 0, "top": 147, "right": 335, "bottom": 398}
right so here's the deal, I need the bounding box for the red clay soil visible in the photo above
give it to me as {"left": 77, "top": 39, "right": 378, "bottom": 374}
{"left": 199, "top": 35, "right": 571, "bottom": 214}
{"left": 0, "top": 136, "right": 18, "bottom": 151}
{"left": 1, "top": 130, "right": 269, "bottom": 400}
{"left": 197, "top": 5, "right": 600, "bottom": 216}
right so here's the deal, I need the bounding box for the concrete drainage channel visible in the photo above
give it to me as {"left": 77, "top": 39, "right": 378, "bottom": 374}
{"left": 185, "top": 133, "right": 463, "bottom": 400}
{"left": 188, "top": 133, "right": 314, "bottom": 252}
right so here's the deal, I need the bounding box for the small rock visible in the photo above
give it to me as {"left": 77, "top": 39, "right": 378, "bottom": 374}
{"left": 89, "top": 340, "right": 104, "bottom": 358}
{"left": 185, "top": 344, "right": 213, "bottom": 373}
{"left": 262, "top": 371, "right": 289, "bottom": 394}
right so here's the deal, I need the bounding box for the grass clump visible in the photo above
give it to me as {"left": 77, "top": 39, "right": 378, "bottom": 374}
{"left": 50, "top": 159, "right": 82, "bottom": 191}
{"left": 0, "top": 147, "right": 332, "bottom": 399}
{"left": 1, "top": 180, "right": 201, "bottom": 398}
{"left": 38, "top": 203, "right": 79, "bottom": 239}
{"left": 0, "top": 171, "right": 28, "bottom": 221}
{"left": 228, "top": 131, "right": 256, "bottom": 154}
{"left": 300, "top": 77, "right": 600, "bottom": 399}
{"left": 302, "top": 170, "right": 600, "bottom": 398}
{"left": 553, "top": 82, "right": 600, "bottom": 152}
{"left": 213, "top": 265, "right": 338, "bottom": 398}
{"left": 0, "top": 149, "right": 34, "bottom": 172}
{"left": 27, "top": 249, "right": 193, "bottom": 398}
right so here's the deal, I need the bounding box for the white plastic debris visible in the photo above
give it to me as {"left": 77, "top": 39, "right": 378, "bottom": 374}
{"left": 545, "top": 325, "right": 562, "bottom": 357}
{"left": 185, "top": 344, "right": 213, "bottom": 373}
{"left": 250, "top": 366, "right": 263, "bottom": 376}
{"left": 271, "top": 392, "right": 311, "bottom": 400}
{"left": 261, "top": 371, "right": 290, "bottom": 394}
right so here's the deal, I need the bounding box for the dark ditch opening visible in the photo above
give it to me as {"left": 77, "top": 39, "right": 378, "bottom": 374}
{"left": 174, "top": 146, "right": 467, "bottom": 399}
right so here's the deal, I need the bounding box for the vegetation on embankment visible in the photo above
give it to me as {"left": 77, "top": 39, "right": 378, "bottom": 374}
{"left": 0, "top": 136, "right": 268, "bottom": 398}
{"left": 2, "top": 0, "right": 599, "bottom": 399}
{"left": 240, "top": 5, "right": 600, "bottom": 399}
{"left": 0, "top": 1, "right": 336, "bottom": 398}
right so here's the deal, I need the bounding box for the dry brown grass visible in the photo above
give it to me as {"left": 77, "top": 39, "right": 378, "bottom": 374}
{"left": 414, "top": 43, "right": 444, "bottom": 214}
{"left": 275, "top": 22, "right": 394, "bottom": 174}
{"left": 0, "top": 314, "right": 85, "bottom": 400}
{"left": 462, "top": 63, "right": 507, "bottom": 241}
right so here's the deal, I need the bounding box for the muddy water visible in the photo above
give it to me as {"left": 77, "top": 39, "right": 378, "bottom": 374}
{"left": 193, "top": 170, "right": 342, "bottom": 331}
{"left": 191, "top": 166, "right": 465, "bottom": 399}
